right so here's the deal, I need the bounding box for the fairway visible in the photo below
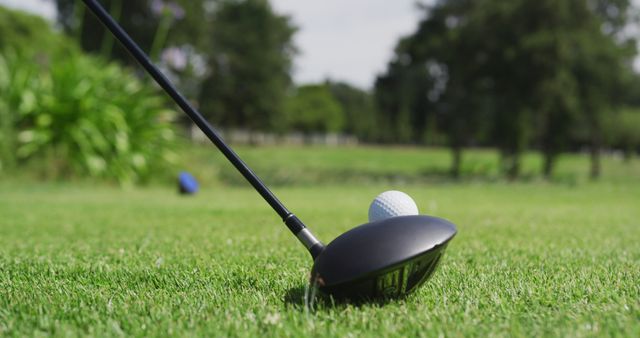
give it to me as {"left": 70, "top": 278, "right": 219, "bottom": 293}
{"left": 1, "top": 148, "right": 639, "bottom": 337}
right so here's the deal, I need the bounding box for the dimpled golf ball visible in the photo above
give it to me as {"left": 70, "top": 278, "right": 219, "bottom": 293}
{"left": 368, "top": 190, "right": 419, "bottom": 222}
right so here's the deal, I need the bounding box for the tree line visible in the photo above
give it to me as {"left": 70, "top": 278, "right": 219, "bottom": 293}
{"left": 373, "top": 0, "right": 640, "bottom": 179}
{"left": 55, "top": 0, "right": 640, "bottom": 179}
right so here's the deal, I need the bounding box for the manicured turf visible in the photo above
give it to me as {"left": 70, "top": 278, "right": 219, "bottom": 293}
{"left": 1, "top": 147, "right": 639, "bottom": 336}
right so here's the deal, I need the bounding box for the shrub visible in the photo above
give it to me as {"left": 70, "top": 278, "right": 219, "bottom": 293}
{"left": 283, "top": 84, "right": 345, "bottom": 134}
{"left": 0, "top": 5, "right": 75, "bottom": 56}
{"left": 604, "top": 108, "right": 640, "bottom": 159}
{"left": 0, "top": 51, "right": 41, "bottom": 171}
{"left": 0, "top": 5, "right": 73, "bottom": 172}
{"left": 0, "top": 51, "right": 177, "bottom": 185}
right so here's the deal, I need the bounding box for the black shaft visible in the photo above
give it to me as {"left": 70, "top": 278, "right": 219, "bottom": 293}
{"left": 82, "top": 0, "right": 302, "bottom": 231}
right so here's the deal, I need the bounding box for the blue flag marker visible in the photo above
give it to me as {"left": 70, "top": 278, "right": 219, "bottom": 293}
{"left": 178, "top": 171, "right": 199, "bottom": 195}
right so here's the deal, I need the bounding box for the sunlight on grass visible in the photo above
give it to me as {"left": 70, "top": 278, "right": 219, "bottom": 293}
{"left": 0, "top": 147, "right": 639, "bottom": 336}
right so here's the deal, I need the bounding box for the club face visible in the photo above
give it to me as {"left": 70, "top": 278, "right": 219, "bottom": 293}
{"left": 311, "top": 215, "right": 456, "bottom": 301}
{"left": 314, "top": 243, "right": 449, "bottom": 300}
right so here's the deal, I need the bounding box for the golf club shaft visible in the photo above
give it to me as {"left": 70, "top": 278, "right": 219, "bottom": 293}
{"left": 82, "top": 0, "right": 323, "bottom": 256}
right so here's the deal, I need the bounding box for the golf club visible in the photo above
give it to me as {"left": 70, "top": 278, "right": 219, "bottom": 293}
{"left": 83, "top": 0, "right": 457, "bottom": 300}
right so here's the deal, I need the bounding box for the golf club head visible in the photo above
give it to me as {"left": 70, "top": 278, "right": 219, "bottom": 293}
{"left": 311, "top": 215, "right": 456, "bottom": 301}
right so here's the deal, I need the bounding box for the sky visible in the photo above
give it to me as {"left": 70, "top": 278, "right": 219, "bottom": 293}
{"left": 0, "top": 0, "right": 423, "bottom": 89}
{"left": 270, "top": 0, "right": 424, "bottom": 88}
{"left": 0, "top": 0, "right": 56, "bottom": 20}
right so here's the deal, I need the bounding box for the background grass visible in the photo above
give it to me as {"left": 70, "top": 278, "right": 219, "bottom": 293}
{"left": 180, "top": 144, "right": 640, "bottom": 186}
{"left": 1, "top": 146, "right": 639, "bottom": 336}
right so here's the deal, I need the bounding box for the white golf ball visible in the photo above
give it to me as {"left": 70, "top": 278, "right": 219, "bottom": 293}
{"left": 368, "top": 190, "right": 419, "bottom": 222}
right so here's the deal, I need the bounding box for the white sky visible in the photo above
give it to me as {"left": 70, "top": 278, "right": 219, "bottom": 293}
{"left": 0, "top": 0, "right": 423, "bottom": 89}
{"left": 271, "top": 0, "right": 424, "bottom": 89}
{"left": 0, "top": 0, "right": 56, "bottom": 20}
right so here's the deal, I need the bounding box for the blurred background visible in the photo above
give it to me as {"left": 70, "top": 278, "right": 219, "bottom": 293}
{"left": 1, "top": 0, "right": 639, "bottom": 186}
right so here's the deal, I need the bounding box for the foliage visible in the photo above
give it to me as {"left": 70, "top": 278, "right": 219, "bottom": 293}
{"left": 197, "top": 0, "right": 296, "bottom": 131}
{"left": 54, "top": 0, "right": 210, "bottom": 108}
{"left": 283, "top": 84, "right": 344, "bottom": 134}
{"left": 0, "top": 6, "right": 69, "bottom": 171}
{"left": 54, "top": 0, "right": 208, "bottom": 61}
{"left": 375, "top": 0, "right": 637, "bottom": 178}
{"left": 0, "top": 51, "right": 176, "bottom": 185}
{"left": 0, "top": 52, "right": 38, "bottom": 171}
{"left": 374, "top": 58, "right": 436, "bottom": 144}
{"left": 0, "top": 5, "right": 75, "bottom": 56}
{"left": 56, "top": 1, "right": 297, "bottom": 132}
{"left": 326, "top": 81, "right": 376, "bottom": 141}
{"left": 32, "top": 0, "right": 640, "bottom": 184}
{"left": 604, "top": 108, "right": 640, "bottom": 158}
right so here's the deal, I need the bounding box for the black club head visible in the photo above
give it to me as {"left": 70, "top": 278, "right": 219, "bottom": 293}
{"left": 311, "top": 215, "right": 457, "bottom": 301}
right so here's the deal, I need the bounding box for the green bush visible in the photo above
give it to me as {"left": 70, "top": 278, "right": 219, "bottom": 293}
{"left": 0, "top": 51, "right": 177, "bottom": 185}
{"left": 604, "top": 108, "right": 640, "bottom": 158}
{"left": 0, "top": 6, "right": 67, "bottom": 172}
{"left": 0, "top": 51, "right": 39, "bottom": 171}
{"left": 284, "top": 84, "right": 345, "bottom": 133}
{"left": 0, "top": 6, "right": 75, "bottom": 56}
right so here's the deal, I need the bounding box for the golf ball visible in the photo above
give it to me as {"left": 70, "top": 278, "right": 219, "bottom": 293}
{"left": 368, "top": 190, "right": 419, "bottom": 222}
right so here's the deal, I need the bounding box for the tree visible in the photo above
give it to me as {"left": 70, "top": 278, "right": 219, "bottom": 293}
{"left": 413, "top": 0, "right": 492, "bottom": 177}
{"left": 283, "top": 84, "right": 344, "bottom": 134}
{"left": 604, "top": 108, "right": 640, "bottom": 160}
{"left": 54, "top": 0, "right": 209, "bottom": 62}
{"left": 374, "top": 41, "right": 438, "bottom": 145}
{"left": 54, "top": 0, "right": 213, "bottom": 120}
{"left": 471, "top": 0, "right": 635, "bottom": 178}
{"left": 326, "top": 80, "right": 376, "bottom": 141}
{"left": 197, "top": 0, "right": 296, "bottom": 132}
{"left": 573, "top": 0, "right": 636, "bottom": 179}
{"left": 375, "top": 0, "right": 491, "bottom": 176}
{"left": 519, "top": 0, "right": 583, "bottom": 178}
{"left": 377, "top": 0, "right": 636, "bottom": 179}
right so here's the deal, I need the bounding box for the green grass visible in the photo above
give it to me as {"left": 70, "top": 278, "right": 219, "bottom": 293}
{"left": 1, "top": 146, "right": 639, "bottom": 336}
{"left": 181, "top": 144, "right": 640, "bottom": 186}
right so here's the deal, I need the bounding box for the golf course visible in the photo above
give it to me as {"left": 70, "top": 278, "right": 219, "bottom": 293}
{"left": 2, "top": 0, "right": 640, "bottom": 336}
{"left": 1, "top": 146, "right": 638, "bottom": 336}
